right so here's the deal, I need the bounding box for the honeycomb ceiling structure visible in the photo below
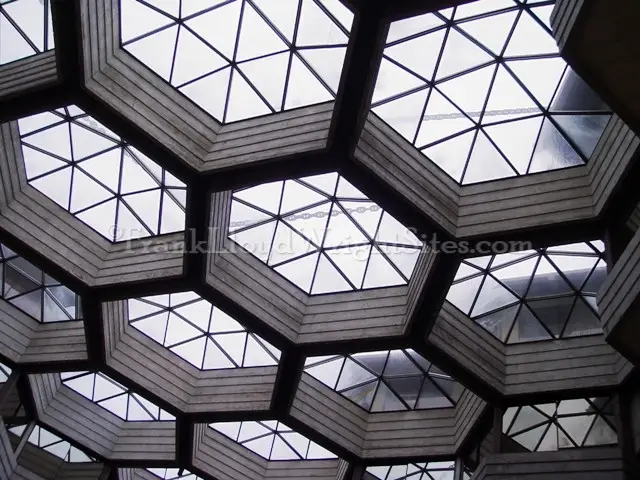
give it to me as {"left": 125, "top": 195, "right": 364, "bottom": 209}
{"left": 0, "top": 0, "right": 639, "bottom": 479}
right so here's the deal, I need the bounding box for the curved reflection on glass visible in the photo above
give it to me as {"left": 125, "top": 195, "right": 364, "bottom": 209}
{"left": 8, "top": 424, "right": 96, "bottom": 463}
{"left": 503, "top": 397, "right": 617, "bottom": 451}
{"left": 447, "top": 241, "right": 606, "bottom": 343}
{"left": 371, "top": 0, "right": 611, "bottom": 184}
{"left": 305, "top": 349, "right": 461, "bottom": 412}
{"left": 229, "top": 172, "right": 423, "bottom": 294}
{"left": 0, "top": 0, "right": 54, "bottom": 66}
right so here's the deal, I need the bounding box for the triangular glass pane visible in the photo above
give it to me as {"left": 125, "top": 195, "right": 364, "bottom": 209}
{"left": 229, "top": 221, "right": 277, "bottom": 263}
{"left": 214, "top": 332, "right": 247, "bottom": 366}
{"left": 537, "top": 423, "right": 558, "bottom": 451}
{"left": 311, "top": 253, "right": 351, "bottom": 294}
{"left": 280, "top": 431, "right": 310, "bottom": 458}
{"left": 387, "top": 13, "right": 443, "bottom": 43}
{"left": 446, "top": 274, "right": 483, "bottom": 314}
{"left": 226, "top": 69, "right": 271, "bottom": 122}
{"left": 459, "top": 10, "right": 518, "bottom": 55}
{"left": 252, "top": 0, "right": 299, "bottom": 42}
{"left": 528, "top": 296, "right": 575, "bottom": 338}
{"left": 383, "top": 350, "right": 420, "bottom": 377}
{"left": 203, "top": 338, "right": 235, "bottom": 369}
{"left": 529, "top": 118, "right": 583, "bottom": 173}
{"left": 376, "top": 212, "right": 420, "bottom": 246}
{"left": 531, "top": 5, "right": 554, "bottom": 29}
{"left": 120, "top": 154, "right": 158, "bottom": 194}
{"left": 94, "top": 374, "right": 126, "bottom": 402}
{"left": 352, "top": 351, "right": 387, "bottom": 376}
{"left": 229, "top": 200, "right": 271, "bottom": 233}
{"left": 298, "top": 172, "right": 338, "bottom": 196}
{"left": 305, "top": 357, "right": 343, "bottom": 389}
{"left": 275, "top": 252, "right": 319, "bottom": 293}
{"left": 237, "top": 3, "right": 288, "bottom": 61}
{"left": 552, "top": 114, "right": 610, "bottom": 157}
{"left": 508, "top": 305, "right": 552, "bottom": 343}
{"left": 152, "top": 0, "right": 180, "bottom": 17}
{"left": 128, "top": 298, "right": 163, "bottom": 319}
{"left": 387, "top": 376, "right": 424, "bottom": 409}
{"left": 512, "top": 424, "right": 547, "bottom": 451}
{"left": 238, "top": 421, "right": 271, "bottom": 442}
{"left": 64, "top": 374, "right": 95, "bottom": 399}
{"left": 130, "top": 311, "right": 169, "bottom": 344}
{"left": 454, "top": 0, "right": 514, "bottom": 19}
{"left": 160, "top": 193, "right": 185, "bottom": 234}
{"left": 243, "top": 335, "right": 277, "bottom": 367}
{"left": 435, "top": 28, "right": 493, "bottom": 80}
{"left": 547, "top": 254, "right": 598, "bottom": 291}
{"left": 125, "top": 25, "right": 178, "bottom": 81}
{"left": 77, "top": 148, "right": 122, "bottom": 193}
{"left": 378, "top": 245, "right": 420, "bottom": 280}
{"left": 583, "top": 416, "right": 617, "bottom": 446}
{"left": 281, "top": 179, "right": 326, "bottom": 214}
{"left": 31, "top": 168, "right": 72, "bottom": 209}
{"left": 326, "top": 246, "right": 370, "bottom": 289}
{"left": 372, "top": 381, "right": 406, "bottom": 412}
{"left": 240, "top": 52, "right": 289, "bottom": 110}
{"left": 527, "top": 256, "right": 573, "bottom": 298}
{"left": 300, "top": 46, "right": 346, "bottom": 94}
{"left": 386, "top": 29, "right": 446, "bottom": 81}
{"left": 551, "top": 67, "right": 608, "bottom": 112}
{"left": 417, "top": 89, "right": 475, "bottom": 148}
{"left": 271, "top": 435, "right": 298, "bottom": 460}
{"left": 185, "top": 1, "right": 241, "bottom": 60}
{"left": 372, "top": 57, "right": 425, "bottom": 104}
{"left": 268, "top": 221, "right": 315, "bottom": 266}
{"left": 172, "top": 336, "right": 206, "bottom": 367}
{"left": 463, "top": 131, "right": 516, "bottom": 183}
{"left": 115, "top": 203, "right": 149, "bottom": 240}
{"left": 76, "top": 198, "right": 118, "bottom": 240}
{"left": 492, "top": 257, "right": 538, "bottom": 297}
{"left": 18, "top": 111, "right": 64, "bottom": 135}
{"left": 471, "top": 274, "right": 518, "bottom": 316}
{"left": 120, "top": 0, "right": 174, "bottom": 43}
{"left": 484, "top": 65, "right": 539, "bottom": 124}
{"left": 127, "top": 397, "right": 155, "bottom": 421}
{"left": 43, "top": 291, "right": 72, "bottom": 322}
{"left": 243, "top": 434, "right": 275, "bottom": 459}
{"left": 165, "top": 313, "right": 201, "bottom": 345}
{"left": 476, "top": 305, "right": 518, "bottom": 342}
{"left": 22, "top": 147, "right": 68, "bottom": 179}
{"left": 70, "top": 169, "right": 113, "bottom": 213}
{"left": 337, "top": 201, "right": 381, "bottom": 239}
{"left": 212, "top": 421, "right": 241, "bottom": 440}
{"left": 423, "top": 130, "right": 475, "bottom": 182}
{"left": 505, "top": 11, "right": 558, "bottom": 56}
{"left": 510, "top": 405, "right": 548, "bottom": 434}
{"left": 70, "top": 123, "right": 117, "bottom": 161}
{"left": 324, "top": 204, "right": 368, "bottom": 247}
{"left": 181, "top": 0, "right": 230, "bottom": 18}
{"left": 439, "top": 65, "right": 495, "bottom": 122}
{"left": 558, "top": 415, "right": 595, "bottom": 447}
{"left": 417, "top": 377, "right": 454, "bottom": 409}
{"left": 564, "top": 297, "right": 602, "bottom": 338}
{"left": 23, "top": 123, "right": 72, "bottom": 160}
{"left": 336, "top": 177, "right": 367, "bottom": 199}
{"left": 173, "top": 300, "right": 211, "bottom": 331}
{"left": 122, "top": 190, "right": 162, "bottom": 233}
{"left": 172, "top": 26, "right": 227, "bottom": 86}
{"left": 582, "top": 259, "right": 607, "bottom": 294}
{"left": 508, "top": 57, "right": 566, "bottom": 108}
{"left": 484, "top": 116, "right": 543, "bottom": 174}
{"left": 285, "top": 54, "right": 332, "bottom": 109}
{"left": 372, "top": 87, "right": 428, "bottom": 143}
{"left": 180, "top": 67, "right": 231, "bottom": 121}
{"left": 296, "top": 0, "right": 347, "bottom": 46}
{"left": 0, "top": 14, "right": 36, "bottom": 64}
{"left": 363, "top": 248, "right": 405, "bottom": 288}
{"left": 234, "top": 181, "right": 282, "bottom": 214}
{"left": 211, "top": 307, "right": 244, "bottom": 333}
{"left": 337, "top": 358, "right": 376, "bottom": 390}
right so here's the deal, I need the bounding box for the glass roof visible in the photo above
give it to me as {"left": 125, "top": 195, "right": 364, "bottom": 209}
{"left": 446, "top": 241, "right": 606, "bottom": 343}
{"left": 503, "top": 397, "right": 617, "bottom": 451}
{"left": 0, "top": 242, "right": 81, "bottom": 322}
{"left": 8, "top": 424, "right": 95, "bottom": 462}
{"left": 371, "top": 0, "right": 611, "bottom": 184}
{"left": 61, "top": 371, "right": 175, "bottom": 421}
{"left": 210, "top": 420, "right": 335, "bottom": 460}
{"left": 0, "top": 0, "right": 53, "bottom": 65}
{"left": 147, "top": 468, "right": 202, "bottom": 480}
{"left": 229, "top": 172, "right": 423, "bottom": 294}
{"left": 305, "top": 349, "right": 461, "bottom": 412}
{"left": 0, "top": 361, "right": 11, "bottom": 382}
{"left": 366, "top": 461, "right": 456, "bottom": 480}
{"left": 120, "top": 0, "right": 353, "bottom": 123}
{"left": 127, "top": 292, "right": 280, "bottom": 369}
{"left": 17, "top": 106, "right": 187, "bottom": 242}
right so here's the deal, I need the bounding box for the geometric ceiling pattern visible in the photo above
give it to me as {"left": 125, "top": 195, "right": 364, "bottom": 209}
{"left": 127, "top": 292, "right": 280, "bottom": 370}
{"left": 229, "top": 172, "right": 423, "bottom": 294}
{"left": 0, "top": 0, "right": 54, "bottom": 66}
{"left": 147, "top": 468, "right": 202, "bottom": 480}
{"left": 503, "top": 397, "right": 618, "bottom": 451}
{"left": 366, "top": 461, "right": 459, "bottom": 480}
{"left": 371, "top": 0, "right": 611, "bottom": 184}
{"left": 210, "top": 420, "right": 335, "bottom": 460}
{"left": 120, "top": 0, "right": 353, "bottom": 123}
{"left": 17, "top": 106, "right": 187, "bottom": 242}
{"left": 305, "top": 349, "right": 462, "bottom": 412}
{"left": 0, "top": 242, "right": 81, "bottom": 323}
{"left": 7, "top": 424, "right": 96, "bottom": 463}
{"left": 61, "top": 371, "right": 175, "bottom": 421}
{"left": 446, "top": 241, "right": 607, "bottom": 343}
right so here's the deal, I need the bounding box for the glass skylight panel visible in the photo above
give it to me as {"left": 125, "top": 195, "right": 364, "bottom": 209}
{"left": 61, "top": 371, "right": 174, "bottom": 421}
{"left": 305, "top": 349, "right": 461, "bottom": 412}
{"left": 503, "top": 397, "right": 618, "bottom": 451}
{"left": 229, "top": 172, "right": 423, "bottom": 294}
{"left": 446, "top": 241, "right": 606, "bottom": 343}
{"left": 210, "top": 420, "right": 336, "bottom": 460}
{"left": 0, "top": 362, "right": 11, "bottom": 382}
{"left": 0, "top": 242, "right": 81, "bottom": 322}
{"left": 147, "top": 468, "right": 202, "bottom": 480}
{"left": 127, "top": 292, "right": 280, "bottom": 369}
{"left": 0, "top": 0, "right": 54, "bottom": 65}
{"left": 366, "top": 461, "right": 456, "bottom": 480}
{"left": 120, "top": 0, "right": 353, "bottom": 123}
{"left": 8, "top": 424, "right": 96, "bottom": 462}
{"left": 371, "top": 0, "right": 611, "bottom": 184}
{"left": 17, "top": 106, "right": 187, "bottom": 242}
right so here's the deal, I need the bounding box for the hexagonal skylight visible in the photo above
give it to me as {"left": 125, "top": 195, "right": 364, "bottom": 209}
{"left": 121, "top": 0, "right": 353, "bottom": 123}
{"left": 61, "top": 371, "right": 175, "bottom": 421}
{"left": 1, "top": 242, "right": 81, "bottom": 322}
{"left": 228, "top": 172, "right": 423, "bottom": 294}
{"left": 17, "top": 106, "right": 187, "bottom": 242}
{"left": 8, "top": 424, "right": 96, "bottom": 462}
{"left": 0, "top": 0, "right": 54, "bottom": 65}
{"left": 503, "top": 397, "right": 617, "bottom": 451}
{"left": 366, "top": 461, "right": 456, "bottom": 480}
{"left": 210, "top": 420, "right": 335, "bottom": 460}
{"left": 127, "top": 292, "right": 280, "bottom": 369}
{"left": 305, "top": 349, "right": 461, "bottom": 412}
{"left": 371, "top": 0, "right": 611, "bottom": 184}
{"left": 446, "top": 241, "right": 606, "bottom": 343}
{"left": 146, "top": 468, "right": 202, "bottom": 480}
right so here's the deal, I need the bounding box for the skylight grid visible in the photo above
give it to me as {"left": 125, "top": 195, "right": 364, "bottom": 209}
{"left": 371, "top": 0, "right": 611, "bottom": 184}
{"left": 210, "top": 420, "right": 336, "bottom": 460}
{"left": 305, "top": 349, "right": 462, "bottom": 412}
{"left": 0, "top": 242, "right": 81, "bottom": 323}
{"left": 0, "top": 0, "right": 54, "bottom": 65}
{"left": 17, "top": 106, "right": 187, "bottom": 242}
{"left": 120, "top": 0, "right": 353, "bottom": 123}
{"left": 127, "top": 292, "right": 280, "bottom": 370}
{"left": 8, "top": 424, "right": 96, "bottom": 463}
{"left": 446, "top": 241, "right": 606, "bottom": 343}
{"left": 61, "top": 371, "right": 175, "bottom": 421}
{"left": 366, "top": 461, "right": 456, "bottom": 480}
{"left": 228, "top": 172, "right": 423, "bottom": 295}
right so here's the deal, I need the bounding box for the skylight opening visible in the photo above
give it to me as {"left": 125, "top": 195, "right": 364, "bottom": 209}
{"left": 0, "top": 0, "right": 54, "bottom": 66}
{"left": 446, "top": 240, "right": 607, "bottom": 343}
{"left": 147, "top": 468, "right": 202, "bottom": 480}
{"left": 210, "top": 420, "right": 336, "bottom": 460}
{"left": 127, "top": 292, "right": 280, "bottom": 370}
{"left": 8, "top": 424, "right": 96, "bottom": 463}
{"left": 371, "top": 0, "right": 611, "bottom": 184}
{"left": 228, "top": 172, "right": 423, "bottom": 295}
{"left": 503, "top": 397, "right": 618, "bottom": 451}
{"left": 61, "top": 371, "right": 175, "bottom": 421}
{"left": 0, "top": 242, "right": 81, "bottom": 322}
{"left": 120, "top": 0, "right": 353, "bottom": 123}
{"left": 17, "top": 106, "right": 187, "bottom": 242}
{"left": 366, "top": 461, "right": 456, "bottom": 480}
{"left": 305, "top": 349, "right": 462, "bottom": 412}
